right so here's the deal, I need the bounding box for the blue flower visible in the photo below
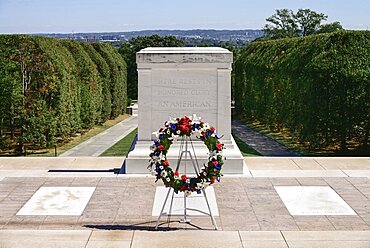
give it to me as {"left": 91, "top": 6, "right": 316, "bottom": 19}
{"left": 192, "top": 124, "right": 198, "bottom": 131}
{"left": 171, "top": 124, "right": 177, "bottom": 130}
{"left": 197, "top": 189, "right": 202, "bottom": 194}
{"left": 216, "top": 177, "right": 221, "bottom": 182}
{"left": 155, "top": 152, "right": 160, "bottom": 156}
{"left": 206, "top": 131, "right": 211, "bottom": 137}
{"left": 174, "top": 189, "right": 178, "bottom": 194}
{"left": 215, "top": 164, "right": 222, "bottom": 170}
{"left": 159, "top": 134, "right": 164, "bottom": 139}
{"left": 154, "top": 141, "right": 160, "bottom": 146}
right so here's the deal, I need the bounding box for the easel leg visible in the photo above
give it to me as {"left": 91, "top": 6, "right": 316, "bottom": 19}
{"left": 155, "top": 187, "right": 172, "bottom": 230}
{"left": 202, "top": 188, "right": 218, "bottom": 230}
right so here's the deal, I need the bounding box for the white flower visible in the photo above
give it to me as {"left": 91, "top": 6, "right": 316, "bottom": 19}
{"left": 197, "top": 182, "right": 205, "bottom": 189}
{"left": 208, "top": 151, "right": 216, "bottom": 157}
{"left": 185, "top": 190, "right": 192, "bottom": 197}
{"left": 176, "top": 130, "right": 180, "bottom": 134}
{"left": 150, "top": 145, "right": 156, "bottom": 151}
{"left": 192, "top": 114, "right": 201, "bottom": 122}
{"left": 170, "top": 117, "right": 177, "bottom": 124}
{"left": 161, "top": 170, "right": 167, "bottom": 178}
{"left": 159, "top": 165, "right": 164, "bottom": 170}
{"left": 203, "top": 171, "right": 207, "bottom": 176}
{"left": 152, "top": 131, "right": 159, "bottom": 138}
{"left": 167, "top": 130, "right": 171, "bottom": 135}
{"left": 166, "top": 177, "right": 171, "bottom": 182}
{"left": 150, "top": 156, "right": 159, "bottom": 162}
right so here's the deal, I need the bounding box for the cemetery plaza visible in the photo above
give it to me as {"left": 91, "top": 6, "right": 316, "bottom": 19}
{"left": 0, "top": 157, "right": 370, "bottom": 247}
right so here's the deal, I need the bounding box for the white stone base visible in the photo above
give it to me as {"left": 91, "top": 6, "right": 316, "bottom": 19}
{"left": 125, "top": 135, "right": 246, "bottom": 174}
{"left": 152, "top": 186, "right": 219, "bottom": 216}
{"left": 17, "top": 187, "right": 95, "bottom": 216}
{"left": 275, "top": 186, "right": 357, "bottom": 216}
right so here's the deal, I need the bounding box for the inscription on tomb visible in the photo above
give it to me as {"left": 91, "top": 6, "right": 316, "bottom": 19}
{"left": 152, "top": 71, "right": 217, "bottom": 113}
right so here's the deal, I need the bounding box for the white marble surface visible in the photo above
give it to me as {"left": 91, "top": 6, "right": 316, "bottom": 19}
{"left": 275, "top": 186, "right": 356, "bottom": 216}
{"left": 17, "top": 187, "right": 95, "bottom": 216}
{"left": 152, "top": 186, "right": 219, "bottom": 216}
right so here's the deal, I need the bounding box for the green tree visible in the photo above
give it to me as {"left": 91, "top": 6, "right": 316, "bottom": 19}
{"left": 118, "top": 35, "right": 184, "bottom": 100}
{"left": 263, "top": 9, "right": 342, "bottom": 39}
{"left": 0, "top": 36, "right": 22, "bottom": 144}
{"left": 295, "top": 9, "right": 327, "bottom": 36}
{"left": 316, "top": 21, "right": 344, "bottom": 34}
{"left": 263, "top": 9, "right": 300, "bottom": 39}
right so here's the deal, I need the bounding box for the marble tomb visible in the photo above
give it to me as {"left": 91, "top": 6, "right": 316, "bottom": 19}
{"left": 125, "top": 47, "right": 245, "bottom": 174}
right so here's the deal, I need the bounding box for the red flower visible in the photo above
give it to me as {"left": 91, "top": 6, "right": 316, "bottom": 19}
{"left": 216, "top": 143, "right": 223, "bottom": 150}
{"left": 181, "top": 186, "right": 187, "bottom": 191}
{"left": 179, "top": 116, "right": 191, "bottom": 124}
{"left": 201, "top": 131, "right": 206, "bottom": 137}
{"left": 178, "top": 116, "right": 192, "bottom": 133}
{"left": 174, "top": 171, "right": 179, "bottom": 177}
{"left": 179, "top": 124, "right": 190, "bottom": 133}
{"left": 157, "top": 145, "right": 165, "bottom": 151}
{"left": 211, "top": 178, "right": 215, "bottom": 184}
{"left": 181, "top": 174, "right": 187, "bottom": 181}
{"left": 212, "top": 160, "right": 219, "bottom": 165}
{"left": 210, "top": 127, "right": 215, "bottom": 132}
{"left": 162, "top": 160, "right": 169, "bottom": 166}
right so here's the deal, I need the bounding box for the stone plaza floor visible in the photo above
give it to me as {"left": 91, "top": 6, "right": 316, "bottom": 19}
{"left": 0, "top": 157, "right": 369, "bottom": 247}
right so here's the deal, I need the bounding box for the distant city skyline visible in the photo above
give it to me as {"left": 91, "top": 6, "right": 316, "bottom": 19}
{"left": 0, "top": 0, "right": 369, "bottom": 34}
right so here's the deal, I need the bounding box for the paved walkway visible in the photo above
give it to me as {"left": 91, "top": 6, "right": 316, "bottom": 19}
{"left": 1, "top": 229, "right": 370, "bottom": 248}
{"left": 0, "top": 157, "right": 369, "bottom": 247}
{"left": 60, "top": 116, "right": 138, "bottom": 157}
{"left": 232, "top": 119, "right": 301, "bottom": 156}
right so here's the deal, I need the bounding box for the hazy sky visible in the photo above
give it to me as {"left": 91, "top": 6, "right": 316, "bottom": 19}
{"left": 0, "top": 0, "right": 369, "bottom": 34}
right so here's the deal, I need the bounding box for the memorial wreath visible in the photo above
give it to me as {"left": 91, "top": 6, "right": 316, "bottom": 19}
{"left": 148, "top": 116, "right": 224, "bottom": 195}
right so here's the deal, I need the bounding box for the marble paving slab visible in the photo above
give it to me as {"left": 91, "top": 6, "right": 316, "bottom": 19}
{"left": 152, "top": 186, "right": 219, "bottom": 216}
{"left": 17, "top": 187, "right": 96, "bottom": 216}
{"left": 274, "top": 186, "right": 356, "bottom": 216}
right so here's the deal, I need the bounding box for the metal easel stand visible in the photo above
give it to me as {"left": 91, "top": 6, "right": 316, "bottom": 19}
{"left": 155, "top": 136, "right": 218, "bottom": 230}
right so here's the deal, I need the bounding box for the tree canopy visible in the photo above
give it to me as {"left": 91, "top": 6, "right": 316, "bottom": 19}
{"left": 263, "top": 9, "right": 343, "bottom": 39}
{"left": 118, "top": 35, "right": 184, "bottom": 100}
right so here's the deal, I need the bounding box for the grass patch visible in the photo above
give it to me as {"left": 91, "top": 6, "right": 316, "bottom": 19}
{"left": 100, "top": 128, "right": 137, "bottom": 157}
{"left": 100, "top": 129, "right": 261, "bottom": 157}
{"left": 24, "top": 114, "right": 131, "bottom": 157}
{"left": 233, "top": 135, "right": 261, "bottom": 156}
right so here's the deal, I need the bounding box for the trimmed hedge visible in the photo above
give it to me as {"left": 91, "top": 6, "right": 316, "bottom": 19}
{"left": 234, "top": 31, "right": 370, "bottom": 150}
{"left": 0, "top": 35, "right": 127, "bottom": 149}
